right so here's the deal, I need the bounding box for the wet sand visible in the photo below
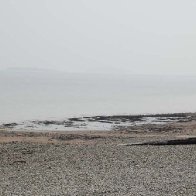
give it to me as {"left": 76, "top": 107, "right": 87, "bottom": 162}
{"left": 0, "top": 119, "right": 196, "bottom": 195}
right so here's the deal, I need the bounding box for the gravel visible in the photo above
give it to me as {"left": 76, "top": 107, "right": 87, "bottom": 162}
{"left": 0, "top": 140, "right": 196, "bottom": 196}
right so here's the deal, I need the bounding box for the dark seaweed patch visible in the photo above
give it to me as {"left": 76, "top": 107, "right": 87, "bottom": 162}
{"left": 2, "top": 123, "right": 18, "bottom": 128}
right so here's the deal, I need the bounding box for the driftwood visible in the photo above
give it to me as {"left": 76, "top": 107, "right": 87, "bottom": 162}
{"left": 121, "top": 137, "right": 196, "bottom": 146}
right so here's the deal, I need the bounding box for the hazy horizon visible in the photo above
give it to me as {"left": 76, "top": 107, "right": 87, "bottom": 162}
{"left": 1, "top": 1, "right": 196, "bottom": 123}
{"left": 1, "top": 1, "right": 196, "bottom": 75}
{"left": 1, "top": 67, "right": 196, "bottom": 77}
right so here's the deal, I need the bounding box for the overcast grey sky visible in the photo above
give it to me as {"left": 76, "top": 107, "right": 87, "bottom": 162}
{"left": 0, "top": 0, "right": 196, "bottom": 74}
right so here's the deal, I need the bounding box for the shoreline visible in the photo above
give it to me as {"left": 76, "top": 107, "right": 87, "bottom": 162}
{"left": 1, "top": 114, "right": 196, "bottom": 144}
{"left": 1, "top": 112, "right": 195, "bottom": 132}
{"left": 1, "top": 113, "right": 196, "bottom": 195}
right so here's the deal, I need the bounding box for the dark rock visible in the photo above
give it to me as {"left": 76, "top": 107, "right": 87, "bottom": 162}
{"left": 129, "top": 137, "right": 196, "bottom": 146}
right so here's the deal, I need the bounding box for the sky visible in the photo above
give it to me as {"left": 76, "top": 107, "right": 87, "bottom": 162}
{"left": 0, "top": 0, "right": 196, "bottom": 75}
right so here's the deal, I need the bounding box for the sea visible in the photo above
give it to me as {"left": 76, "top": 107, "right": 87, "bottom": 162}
{"left": 0, "top": 69, "right": 196, "bottom": 130}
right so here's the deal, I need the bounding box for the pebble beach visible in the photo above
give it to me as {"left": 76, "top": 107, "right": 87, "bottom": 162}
{"left": 0, "top": 118, "right": 196, "bottom": 196}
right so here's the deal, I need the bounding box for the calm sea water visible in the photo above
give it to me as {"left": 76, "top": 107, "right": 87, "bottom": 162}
{"left": 0, "top": 70, "right": 196, "bottom": 123}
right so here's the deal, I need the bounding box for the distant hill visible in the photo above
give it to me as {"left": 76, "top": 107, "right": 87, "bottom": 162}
{"left": 5, "top": 67, "right": 57, "bottom": 73}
